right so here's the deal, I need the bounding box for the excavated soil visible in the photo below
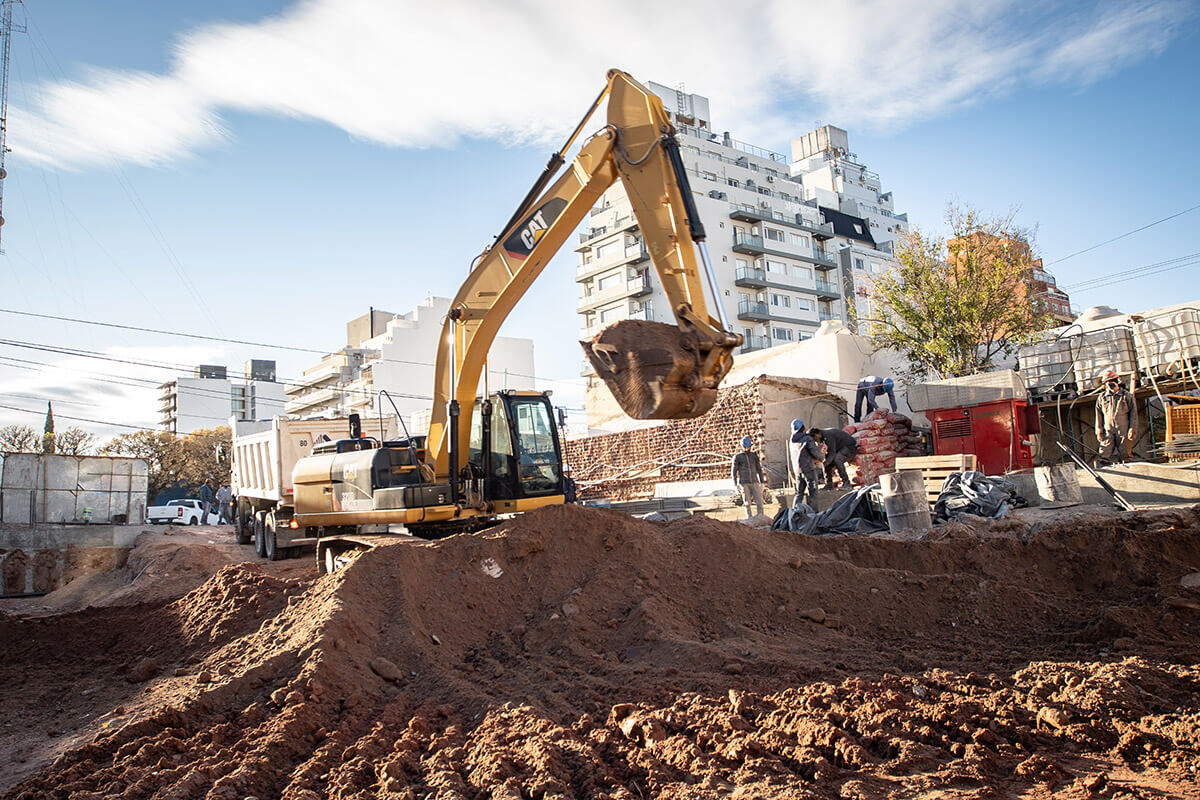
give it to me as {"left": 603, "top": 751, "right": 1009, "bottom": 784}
{"left": 2, "top": 504, "right": 1200, "bottom": 799}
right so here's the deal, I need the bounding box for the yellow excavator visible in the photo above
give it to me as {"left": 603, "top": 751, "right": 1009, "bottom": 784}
{"left": 291, "top": 70, "right": 741, "bottom": 568}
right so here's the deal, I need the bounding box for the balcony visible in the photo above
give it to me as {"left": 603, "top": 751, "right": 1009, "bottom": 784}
{"left": 819, "top": 310, "right": 838, "bottom": 322}
{"left": 630, "top": 302, "right": 653, "bottom": 321}
{"left": 627, "top": 273, "right": 652, "bottom": 297}
{"left": 734, "top": 265, "right": 769, "bottom": 288}
{"left": 815, "top": 280, "right": 840, "bottom": 300}
{"left": 576, "top": 241, "right": 649, "bottom": 280}
{"left": 739, "top": 334, "right": 771, "bottom": 354}
{"left": 737, "top": 299, "right": 771, "bottom": 321}
{"left": 728, "top": 205, "right": 834, "bottom": 239}
{"left": 733, "top": 231, "right": 840, "bottom": 269}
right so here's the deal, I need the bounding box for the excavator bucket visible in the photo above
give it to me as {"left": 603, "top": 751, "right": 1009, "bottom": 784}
{"left": 582, "top": 319, "right": 736, "bottom": 419}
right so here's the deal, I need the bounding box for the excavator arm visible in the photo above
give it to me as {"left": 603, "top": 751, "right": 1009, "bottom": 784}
{"left": 426, "top": 69, "right": 741, "bottom": 481}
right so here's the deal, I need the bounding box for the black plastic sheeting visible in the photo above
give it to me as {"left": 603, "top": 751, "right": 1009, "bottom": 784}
{"left": 771, "top": 485, "right": 889, "bottom": 536}
{"left": 933, "top": 471, "right": 1027, "bottom": 521}
{"left": 772, "top": 471, "right": 1027, "bottom": 536}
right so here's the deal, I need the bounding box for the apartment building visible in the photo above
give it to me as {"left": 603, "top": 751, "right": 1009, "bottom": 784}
{"left": 158, "top": 360, "right": 287, "bottom": 434}
{"left": 284, "top": 298, "right": 536, "bottom": 431}
{"left": 575, "top": 86, "right": 905, "bottom": 364}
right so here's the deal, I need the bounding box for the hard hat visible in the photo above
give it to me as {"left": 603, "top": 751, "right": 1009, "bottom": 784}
{"left": 741, "top": 436, "right": 753, "bottom": 448}
{"left": 1103, "top": 369, "right": 1119, "bottom": 382}
{"left": 791, "top": 419, "right": 804, "bottom": 432}
{"left": 882, "top": 377, "right": 894, "bottom": 389}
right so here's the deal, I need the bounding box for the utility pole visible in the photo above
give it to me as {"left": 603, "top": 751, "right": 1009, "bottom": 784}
{"left": 0, "top": 0, "right": 25, "bottom": 252}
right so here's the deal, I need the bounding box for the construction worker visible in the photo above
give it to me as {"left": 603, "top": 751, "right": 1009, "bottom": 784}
{"left": 811, "top": 427, "right": 857, "bottom": 488}
{"left": 790, "top": 420, "right": 825, "bottom": 511}
{"left": 1095, "top": 369, "right": 1138, "bottom": 465}
{"left": 731, "top": 436, "right": 766, "bottom": 518}
{"left": 562, "top": 465, "right": 578, "bottom": 503}
{"left": 853, "top": 376, "right": 897, "bottom": 422}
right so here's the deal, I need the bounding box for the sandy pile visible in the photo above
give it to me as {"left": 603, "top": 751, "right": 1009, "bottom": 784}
{"left": 2, "top": 504, "right": 1200, "bottom": 798}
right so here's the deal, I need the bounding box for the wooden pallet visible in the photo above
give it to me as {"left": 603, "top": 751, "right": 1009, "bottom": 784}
{"left": 894, "top": 454, "right": 978, "bottom": 503}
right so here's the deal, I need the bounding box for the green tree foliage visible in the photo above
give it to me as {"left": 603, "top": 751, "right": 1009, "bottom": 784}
{"left": 0, "top": 424, "right": 41, "bottom": 453}
{"left": 55, "top": 427, "right": 98, "bottom": 456}
{"left": 866, "top": 205, "right": 1051, "bottom": 379}
{"left": 100, "top": 426, "right": 232, "bottom": 499}
{"left": 42, "top": 401, "right": 56, "bottom": 455}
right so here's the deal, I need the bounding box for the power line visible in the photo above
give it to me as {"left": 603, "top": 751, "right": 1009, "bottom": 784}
{"left": 0, "top": 401, "right": 156, "bottom": 431}
{"left": 0, "top": 306, "right": 586, "bottom": 386}
{"left": 1045, "top": 203, "right": 1200, "bottom": 267}
{"left": 1061, "top": 251, "right": 1200, "bottom": 293}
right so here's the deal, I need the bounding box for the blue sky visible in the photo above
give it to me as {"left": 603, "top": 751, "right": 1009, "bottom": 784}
{"left": 0, "top": 0, "right": 1197, "bottom": 436}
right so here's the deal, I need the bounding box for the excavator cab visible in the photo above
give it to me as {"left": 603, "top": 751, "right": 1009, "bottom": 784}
{"left": 467, "top": 391, "right": 563, "bottom": 502}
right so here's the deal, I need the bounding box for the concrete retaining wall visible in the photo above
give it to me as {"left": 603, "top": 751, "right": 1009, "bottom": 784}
{"left": 0, "top": 523, "right": 143, "bottom": 596}
{"left": 1, "top": 454, "right": 149, "bottom": 524}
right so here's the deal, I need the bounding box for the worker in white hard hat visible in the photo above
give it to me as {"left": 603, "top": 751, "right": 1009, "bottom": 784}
{"left": 1095, "top": 368, "right": 1138, "bottom": 466}
{"left": 731, "top": 436, "right": 766, "bottom": 518}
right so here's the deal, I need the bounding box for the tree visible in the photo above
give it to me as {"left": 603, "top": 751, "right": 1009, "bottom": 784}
{"left": 42, "top": 401, "right": 56, "bottom": 454}
{"left": 55, "top": 427, "right": 98, "bottom": 456}
{"left": 101, "top": 430, "right": 183, "bottom": 499}
{"left": 100, "top": 426, "right": 232, "bottom": 499}
{"left": 0, "top": 424, "right": 40, "bottom": 453}
{"left": 178, "top": 426, "right": 232, "bottom": 490}
{"left": 865, "top": 204, "right": 1052, "bottom": 379}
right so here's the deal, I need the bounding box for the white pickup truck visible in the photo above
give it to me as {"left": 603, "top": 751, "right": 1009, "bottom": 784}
{"left": 146, "top": 499, "right": 220, "bottom": 526}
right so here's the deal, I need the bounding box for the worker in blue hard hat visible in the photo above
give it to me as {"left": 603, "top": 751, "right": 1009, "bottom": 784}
{"left": 789, "top": 420, "right": 825, "bottom": 511}
{"left": 731, "top": 435, "right": 765, "bottom": 518}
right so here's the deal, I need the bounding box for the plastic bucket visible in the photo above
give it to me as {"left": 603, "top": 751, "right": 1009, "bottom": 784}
{"left": 1034, "top": 464, "right": 1082, "bottom": 508}
{"left": 880, "top": 470, "right": 932, "bottom": 539}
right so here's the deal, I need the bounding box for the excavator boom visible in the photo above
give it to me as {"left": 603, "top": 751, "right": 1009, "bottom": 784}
{"left": 427, "top": 70, "right": 742, "bottom": 480}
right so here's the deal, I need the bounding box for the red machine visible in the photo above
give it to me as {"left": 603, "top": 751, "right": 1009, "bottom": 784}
{"left": 927, "top": 399, "right": 1039, "bottom": 475}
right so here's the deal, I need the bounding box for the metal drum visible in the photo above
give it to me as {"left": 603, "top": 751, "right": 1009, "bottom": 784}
{"left": 1034, "top": 464, "right": 1082, "bottom": 508}
{"left": 880, "top": 470, "right": 932, "bottom": 539}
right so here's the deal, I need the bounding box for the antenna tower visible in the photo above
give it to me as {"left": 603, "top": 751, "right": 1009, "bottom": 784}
{"left": 0, "top": 0, "right": 25, "bottom": 251}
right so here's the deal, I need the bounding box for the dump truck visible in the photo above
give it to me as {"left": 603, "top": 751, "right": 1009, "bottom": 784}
{"left": 230, "top": 415, "right": 398, "bottom": 560}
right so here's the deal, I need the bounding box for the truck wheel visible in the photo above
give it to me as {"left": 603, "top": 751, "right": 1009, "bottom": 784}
{"left": 189, "top": 517, "right": 199, "bottom": 526}
{"left": 323, "top": 545, "right": 338, "bottom": 575}
{"left": 253, "top": 513, "right": 267, "bottom": 558}
{"left": 264, "top": 511, "right": 285, "bottom": 561}
{"left": 235, "top": 504, "right": 252, "bottom": 545}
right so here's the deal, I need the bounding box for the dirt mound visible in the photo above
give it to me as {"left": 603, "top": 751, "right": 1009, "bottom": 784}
{"left": 4, "top": 504, "right": 1200, "bottom": 798}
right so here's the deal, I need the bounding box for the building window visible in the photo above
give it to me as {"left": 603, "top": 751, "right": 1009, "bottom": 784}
{"left": 595, "top": 240, "right": 618, "bottom": 261}
{"left": 765, "top": 227, "right": 785, "bottom": 242}
{"left": 765, "top": 259, "right": 787, "bottom": 274}
{"left": 854, "top": 257, "right": 866, "bottom": 270}
{"left": 790, "top": 233, "right": 810, "bottom": 248}
{"left": 599, "top": 305, "right": 623, "bottom": 324}
{"left": 597, "top": 272, "right": 621, "bottom": 292}
{"left": 772, "top": 328, "right": 794, "bottom": 342}
{"left": 735, "top": 258, "right": 749, "bottom": 271}
{"left": 770, "top": 293, "right": 790, "bottom": 308}
{"left": 870, "top": 260, "right": 884, "bottom": 273}
{"left": 727, "top": 178, "right": 739, "bottom": 188}
{"left": 791, "top": 265, "right": 812, "bottom": 281}
{"left": 795, "top": 297, "right": 814, "bottom": 311}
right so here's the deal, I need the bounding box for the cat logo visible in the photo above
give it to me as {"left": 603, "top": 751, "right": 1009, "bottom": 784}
{"left": 503, "top": 198, "right": 567, "bottom": 259}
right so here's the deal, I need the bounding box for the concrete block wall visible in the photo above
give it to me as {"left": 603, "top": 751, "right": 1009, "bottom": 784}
{"left": 566, "top": 375, "right": 845, "bottom": 501}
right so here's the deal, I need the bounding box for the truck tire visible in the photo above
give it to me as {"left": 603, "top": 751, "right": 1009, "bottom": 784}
{"left": 253, "top": 513, "right": 267, "bottom": 559}
{"left": 189, "top": 516, "right": 199, "bottom": 526}
{"left": 264, "top": 511, "right": 286, "bottom": 561}
{"left": 235, "top": 503, "right": 252, "bottom": 545}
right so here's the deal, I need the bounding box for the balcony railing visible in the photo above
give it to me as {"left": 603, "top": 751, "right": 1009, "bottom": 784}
{"left": 738, "top": 299, "right": 771, "bottom": 320}
{"left": 739, "top": 334, "right": 771, "bottom": 353}
{"left": 630, "top": 302, "right": 653, "bottom": 321}
{"left": 734, "top": 265, "right": 768, "bottom": 287}
{"left": 627, "top": 273, "right": 651, "bottom": 296}
{"left": 815, "top": 280, "right": 839, "bottom": 298}
{"left": 819, "top": 310, "right": 838, "bottom": 321}
{"left": 813, "top": 249, "right": 838, "bottom": 266}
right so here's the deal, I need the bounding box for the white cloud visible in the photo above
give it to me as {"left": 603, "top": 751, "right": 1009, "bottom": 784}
{"left": 0, "top": 345, "right": 225, "bottom": 438}
{"left": 8, "top": 0, "right": 1194, "bottom": 169}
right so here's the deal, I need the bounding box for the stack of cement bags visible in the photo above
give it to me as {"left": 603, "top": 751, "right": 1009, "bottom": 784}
{"left": 846, "top": 410, "right": 925, "bottom": 486}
